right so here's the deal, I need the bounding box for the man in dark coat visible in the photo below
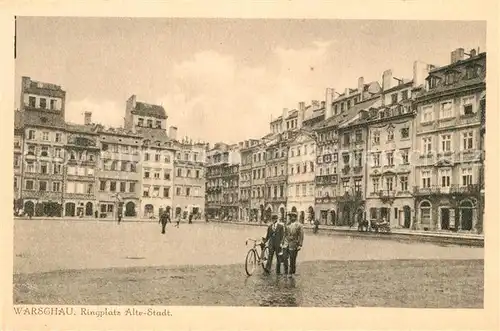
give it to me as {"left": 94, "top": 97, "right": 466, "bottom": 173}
{"left": 283, "top": 211, "right": 304, "bottom": 277}
{"left": 264, "top": 213, "right": 285, "bottom": 274}
{"left": 160, "top": 210, "right": 170, "bottom": 234}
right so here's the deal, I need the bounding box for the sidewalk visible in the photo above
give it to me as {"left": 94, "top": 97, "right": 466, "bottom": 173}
{"left": 208, "top": 219, "right": 484, "bottom": 247}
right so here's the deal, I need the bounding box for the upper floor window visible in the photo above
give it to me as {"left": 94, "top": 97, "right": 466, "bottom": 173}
{"left": 355, "top": 130, "right": 362, "bottom": 142}
{"left": 445, "top": 72, "right": 456, "bottom": 85}
{"left": 391, "top": 93, "right": 398, "bottom": 104}
{"left": 50, "top": 99, "right": 57, "bottom": 110}
{"left": 28, "top": 130, "right": 36, "bottom": 140}
{"left": 401, "top": 90, "right": 409, "bottom": 101}
{"left": 462, "top": 96, "right": 476, "bottom": 116}
{"left": 55, "top": 133, "right": 62, "bottom": 142}
{"left": 29, "top": 96, "right": 36, "bottom": 107}
{"left": 147, "top": 119, "right": 153, "bottom": 128}
{"left": 372, "top": 131, "right": 380, "bottom": 145}
{"left": 387, "top": 129, "right": 394, "bottom": 142}
{"left": 138, "top": 118, "right": 144, "bottom": 127}
{"left": 400, "top": 127, "right": 410, "bottom": 139}
{"left": 429, "top": 76, "right": 439, "bottom": 89}
{"left": 466, "top": 66, "right": 481, "bottom": 80}
{"left": 42, "top": 132, "right": 49, "bottom": 141}
{"left": 440, "top": 101, "right": 453, "bottom": 119}
{"left": 39, "top": 98, "right": 47, "bottom": 109}
{"left": 422, "top": 105, "right": 434, "bottom": 123}
{"left": 156, "top": 121, "right": 162, "bottom": 129}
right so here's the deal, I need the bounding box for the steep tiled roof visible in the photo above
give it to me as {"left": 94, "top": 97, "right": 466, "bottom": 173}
{"left": 65, "top": 123, "right": 99, "bottom": 134}
{"left": 20, "top": 110, "right": 66, "bottom": 129}
{"left": 314, "top": 97, "right": 381, "bottom": 130}
{"left": 132, "top": 102, "right": 167, "bottom": 119}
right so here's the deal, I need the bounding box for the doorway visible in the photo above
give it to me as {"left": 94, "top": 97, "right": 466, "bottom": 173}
{"left": 403, "top": 205, "right": 411, "bottom": 229}
{"left": 441, "top": 207, "right": 450, "bottom": 230}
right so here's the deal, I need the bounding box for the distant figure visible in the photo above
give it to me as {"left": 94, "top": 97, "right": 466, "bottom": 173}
{"left": 188, "top": 213, "right": 193, "bottom": 224}
{"left": 160, "top": 211, "right": 169, "bottom": 234}
{"left": 175, "top": 214, "right": 180, "bottom": 228}
{"left": 117, "top": 212, "right": 122, "bottom": 224}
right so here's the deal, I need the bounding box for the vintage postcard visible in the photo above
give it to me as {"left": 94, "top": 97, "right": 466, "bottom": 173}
{"left": 1, "top": 1, "right": 498, "bottom": 330}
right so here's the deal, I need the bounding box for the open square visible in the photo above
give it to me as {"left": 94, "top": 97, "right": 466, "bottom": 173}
{"left": 14, "top": 219, "right": 484, "bottom": 307}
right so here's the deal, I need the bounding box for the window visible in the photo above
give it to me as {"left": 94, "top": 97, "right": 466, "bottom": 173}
{"left": 421, "top": 105, "right": 433, "bottom": 123}
{"left": 391, "top": 93, "right": 398, "bottom": 104}
{"left": 163, "top": 187, "right": 170, "bottom": 198}
{"left": 28, "top": 130, "right": 35, "bottom": 140}
{"left": 143, "top": 187, "right": 149, "bottom": 197}
{"left": 401, "top": 90, "right": 409, "bottom": 101}
{"left": 342, "top": 181, "right": 350, "bottom": 194}
{"left": 372, "top": 131, "right": 380, "bottom": 145}
{"left": 343, "top": 154, "right": 350, "bottom": 165}
{"left": 154, "top": 172, "right": 160, "bottom": 179}
{"left": 462, "top": 168, "right": 473, "bottom": 186}
{"left": 155, "top": 154, "right": 160, "bottom": 162}
{"left": 399, "top": 176, "right": 408, "bottom": 191}
{"left": 195, "top": 170, "right": 200, "bottom": 178}
{"left": 462, "top": 96, "right": 475, "bottom": 115}
{"left": 107, "top": 181, "right": 115, "bottom": 192}
{"left": 372, "top": 153, "right": 380, "bottom": 167}
{"left": 422, "top": 137, "right": 432, "bottom": 154}
{"left": 387, "top": 130, "right": 394, "bottom": 141}
{"left": 29, "top": 96, "right": 36, "bottom": 107}
{"left": 440, "top": 101, "right": 453, "bottom": 119}
{"left": 385, "top": 177, "right": 394, "bottom": 191}
{"left": 147, "top": 119, "right": 153, "bottom": 128}
{"left": 354, "top": 179, "right": 362, "bottom": 192}
{"left": 445, "top": 72, "right": 455, "bottom": 85}
{"left": 354, "top": 152, "right": 362, "bottom": 167}
{"left": 49, "top": 99, "right": 57, "bottom": 110}
{"left": 52, "top": 182, "right": 61, "bottom": 192}
{"left": 440, "top": 169, "right": 451, "bottom": 188}
{"left": 42, "top": 132, "right": 49, "bottom": 141}
{"left": 39, "top": 181, "right": 47, "bottom": 191}
{"left": 14, "top": 155, "right": 20, "bottom": 167}
{"left": 100, "top": 180, "right": 106, "bottom": 191}
{"left": 386, "top": 152, "right": 394, "bottom": 166}
{"left": 301, "top": 184, "right": 306, "bottom": 197}
{"left": 39, "top": 98, "right": 47, "bottom": 109}
{"left": 422, "top": 170, "right": 431, "bottom": 188}
{"left": 164, "top": 171, "right": 171, "bottom": 180}
{"left": 400, "top": 127, "right": 409, "bottom": 139}
{"left": 466, "top": 66, "right": 480, "bottom": 79}
{"left": 343, "top": 133, "right": 350, "bottom": 145}
{"left": 420, "top": 201, "right": 431, "bottom": 225}
{"left": 176, "top": 187, "right": 182, "bottom": 196}
{"left": 144, "top": 171, "right": 150, "bottom": 179}
{"left": 138, "top": 118, "right": 144, "bottom": 127}
{"left": 440, "top": 134, "right": 452, "bottom": 152}
{"left": 77, "top": 167, "right": 85, "bottom": 176}
{"left": 177, "top": 169, "right": 182, "bottom": 177}
{"left": 355, "top": 130, "right": 362, "bottom": 142}
{"left": 25, "top": 180, "right": 34, "bottom": 190}
{"left": 144, "top": 153, "right": 150, "bottom": 161}
{"left": 40, "top": 146, "right": 49, "bottom": 157}
{"left": 187, "top": 169, "right": 192, "bottom": 177}
{"left": 186, "top": 188, "right": 191, "bottom": 196}
{"left": 153, "top": 186, "right": 160, "bottom": 197}
{"left": 40, "top": 163, "right": 48, "bottom": 174}
{"left": 372, "top": 178, "right": 379, "bottom": 192}
{"left": 400, "top": 149, "right": 409, "bottom": 164}
{"left": 129, "top": 182, "right": 135, "bottom": 192}
{"left": 26, "top": 161, "right": 35, "bottom": 173}
{"left": 76, "top": 183, "right": 85, "bottom": 194}
{"left": 67, "top": 166, "right": 76, "bottom": 175}
{"left": 120, "top": 162, "right": 127, "bottom": 172}
{"left": 120, "top": 182, "right": 126, "bottom": 192}
{"left": 156, "top": 121, "right": 162, "bottom": 128}
{"left": 54, "top": 133, "right": 62, "bottom": 142}
{"left": 87, "top": 183, "right": 94, "bottom": 194}
{"left": 462, "top": 131, "right": 474, "bottom": 150}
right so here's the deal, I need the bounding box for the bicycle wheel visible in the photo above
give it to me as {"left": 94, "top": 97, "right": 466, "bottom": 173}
{"left": 245, "top": 249, "right": 258, "bottom": 276}
{"left": 261, "top": 246, "right": 270, "bottom": 271}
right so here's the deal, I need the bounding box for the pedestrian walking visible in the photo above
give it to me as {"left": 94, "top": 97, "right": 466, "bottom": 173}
{"left": 263, "top": 213, "right": 285, "bottom": 275}
{"left": 160, "top": 210, "right": 169, "bottom": 234}
{"left": 188, "top": 213, "right": 193, "bottom": 224}
{"left": 175, "top": 214, "right": 180, "bottom": 228}
{"left": 117, "top": 211, "right": 122, "bottom": 224}
{"left": 282, "top": 211, "right": 304, "bottom": 277}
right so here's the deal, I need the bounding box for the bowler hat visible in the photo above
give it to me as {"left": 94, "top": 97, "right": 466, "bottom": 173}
{"left": 288, "top": 211, "right": 298, "bottom": 217}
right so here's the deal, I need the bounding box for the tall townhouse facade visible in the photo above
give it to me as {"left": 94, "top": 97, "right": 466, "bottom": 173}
{"left": 18, "top": 77, "right": 67, "bottom": 217}
{"left": 250, "top": 140, "right": 267, "bottom": 221}
{"left": 63, "top": 123, "right": 100, "bottom": 218}
{"left": 124, "top": 94, "right": 175, "bottom": 219}
{"left": 287, "top": 129, "right": 316, "bottom": 223}
{"left": 313, "top": 80, "right": 382, "bottom": 225}
{"left": 206, "top": 143, "right": 240, "bottom": 220}
{"left": 13, "top": 114, "right": 24, "bottom": 212}
{"left": 172, "top": 133, "right": 207, "bottom": 219}
{"left": 365, "top": 62, "right": 431, "bottom": 228}
{"left": 264, "top": 132, "right": 292, "bottom": 221}
{"left": 413, "top": 48, "right": 485, "bottom": 233}
{"left": 238, "top": 139, "right": 259, "bottom": 221}
{"left": 97, "top": 119, "right": 142, "bottom": 219}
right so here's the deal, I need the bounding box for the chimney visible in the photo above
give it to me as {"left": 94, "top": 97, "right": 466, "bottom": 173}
{"left": 470, "top": 48, "right": 477, "bottom": 57}
{"left": 451, "top": 48, "right": 465, "bottom": 64}
{"left": 413, "top": 60, "right": 430, "bottom": 88}
{"left": 282, "top": 108, "right": 289, "bottom": 120}
{"left": 344, "top": 88, "right": 350, "bottom": 97}
{"left": 298, "top": 106, "right": 306, "bottom": 129}
{"left": 168, "top": 126, "right": 178, "bottom": 141}
{"left": 84, "top": 112, "right": 92, "bottom": 125}
{"left": 321, "top": 101, "right": 326, "bottom": 108}
{"left": 311, "top": 100, "right": 320, "bottom": 110}
{"left": 325, "top": 88, "right": 335, "bottom": 119}
{"left": 382, "top": 69, "right": 393, "bottom": 91}
{"left": 357, "top": 76, "right": 364, "bottom": 92}
{"left": 298, "top": 101, "right": 305, "bottom": 112}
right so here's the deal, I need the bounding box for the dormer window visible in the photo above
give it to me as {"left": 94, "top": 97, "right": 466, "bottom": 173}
{"left": 466, "top": 65, "right": 481, "bottom": 80}
{"left": 428, "top": 76, "right": 440, "bottom": 89}
{"left": 40, "top": 98, "right": 47, "bottom": 109}
{"left": 138, "top": 118, "right": 144, "bottom": 127}
{"left": 391, "top": 93, "right": 398, "bottom": 104}
{"left": 445, "top": 72, "right": 456, "bottom": 85}
{"left": 401, "top": 90, "right": 409, "bottom": 101}
{"left": 147, "top": 119, "right": 153, "bottom": 128}
{"left": 156, "top": 121, "right": 162, "bottom": 129}
{"left": 29, "top": 96, "right": 36, "bottom": 107}
{"left": 50, "top": 99, "right": 57, "bottom": 110}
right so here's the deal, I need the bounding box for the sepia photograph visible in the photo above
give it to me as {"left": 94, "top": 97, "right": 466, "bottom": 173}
{"left": 2, "top": 2, "right": 498, "bottom": 329}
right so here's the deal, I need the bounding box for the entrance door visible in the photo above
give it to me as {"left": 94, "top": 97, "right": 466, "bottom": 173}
{"left": 403, "top": 206, "right": 411, "bottom": 228}
{"left": 441, "top": 208, "right": 450, "bottom": 230}
{"left": 65, "top": 202, "right": 76, "bottom": 217}
{"left": 85, "top": 202, "right": 93, "bottom": 216}
{"left": 461, "top": 208, "right": 473, "bottom": 231}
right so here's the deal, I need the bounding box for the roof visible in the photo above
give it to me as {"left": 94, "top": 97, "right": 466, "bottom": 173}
{"left": 65, "top": 122, "right": 99, "bottom": 134}
{"left": 314, "top": 96, "right": 381, "bottom": 130}
{"left": 429, "top": 52, "right": 486, "bottom": 74}
{"left": 131, "top": 102, "right": 167, "bottom": 119}
{"left": 418, "top": 76, "right": 485, "bottom": 101}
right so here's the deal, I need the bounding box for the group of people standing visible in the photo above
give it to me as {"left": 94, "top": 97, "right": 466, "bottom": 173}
{"left": 263, "top": 211, "right": 304, "bottom": 277}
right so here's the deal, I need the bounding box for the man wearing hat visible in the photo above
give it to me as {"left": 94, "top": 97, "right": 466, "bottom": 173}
{"left": 263, "top": 212, "right": 285, "bottom": 274}
{"left": 282, "top": 211, "right": 304, "bottom": 277}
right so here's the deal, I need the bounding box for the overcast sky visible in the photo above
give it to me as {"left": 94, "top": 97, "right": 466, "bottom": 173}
{"left": 15, "top": 17, "right": 486, "bottom": 144}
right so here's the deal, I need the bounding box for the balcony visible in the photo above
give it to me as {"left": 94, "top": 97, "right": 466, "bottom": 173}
{"left": 315, "top": 196, "right": 336, "bottom": 204}
{"left": 338, "top": 190, "right": 363, "bottom": 202}
{"left": 378, "top": 190, "right": 396, "bottom": 198}
{"left": 315, "top": 174, "right": 338, "bottom": 185}
{"left": 450, "top": 184, "right": 481, "bottom": 195}
{"left": 412, "top": 185, "right": 480, "bottom": 196}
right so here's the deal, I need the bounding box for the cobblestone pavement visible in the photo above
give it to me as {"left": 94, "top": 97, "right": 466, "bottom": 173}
{"left": 14, "top": 219, "right": 483, "bottom": 274}
{"left": 13, "top": 219, "right": 484, "bottom": 307}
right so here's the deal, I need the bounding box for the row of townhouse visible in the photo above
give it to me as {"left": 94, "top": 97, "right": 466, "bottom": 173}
{"left": 13, "top": 77, "right": 207, "bottom": 220}
{"left": 216, "top": 47, "right": 485, "bottom": 233}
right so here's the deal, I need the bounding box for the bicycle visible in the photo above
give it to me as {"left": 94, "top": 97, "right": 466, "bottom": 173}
{"left": 244, "top": 238, "right": 270, "bottom": 276}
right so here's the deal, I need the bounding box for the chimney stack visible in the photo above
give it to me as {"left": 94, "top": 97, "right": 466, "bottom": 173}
{"left": 382, "top": 69, "right": 393, "bottom": 91}
{"left": 168, "top": 126, "right": 178, "bottom": 141}
{"left": 357, "top": 76, "right": 364, "bottom": 92}
{"left": 470, "top": 48, "right": 477, "bottom": 57}
{"left": 413, "top": 60, "right": 430, "bottom": 88}
{"left": 311, "top": 100, "right": 320, "bottom": 110}
{"left": 321, "top": 101, "right": 326, "bottom": 108}
{"left": 298, "top": 101, "right": 305, "bottom": 112}
{"left": 344, "top": 88, "right": 350, "bottom": 97}
{"left": 451, "top": 48, "right": 465, "bottom": 64}
{"left": 325, "top": 88, "right": 335, "bottom": 120}
{"left": 282, "top": 108, "right": 289, "bottom": 120}
{"left": 84, "top": 111, "right": 92, "bottom": 125}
